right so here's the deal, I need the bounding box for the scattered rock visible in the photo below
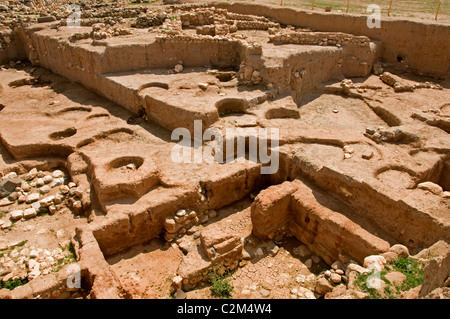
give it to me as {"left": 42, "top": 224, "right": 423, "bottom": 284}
{"left": 174, "top": 288, "right": 187, "bottom": 299}
{"left": 198, "top": 83, "right": 209, "bottom": 90}
{"left": 0, "top": 178, "right": 22, "bottom": 198}
{"left": 29, "top": 250, "right": 39, "bottom": 258}
{"left": 381, "top": 251, "right": 398, "bottom": 263}
{"left": 384, "top": 271, "right": 406, "bottom": 286}
{"left": 363, "top": 255, "right": 387, "bottom": 271}
{"left": 60, "top": 185, "right": 70, "bottom": 194}
{"left": 51, "top": 178, "right": 64, "bottom": 187}
{"left": 186, "top": 225, "right": 198, "bottom": 235}
{"left": 1, "top": 220, "right": 12, "bottom": 229}
{"left": 400, "top": 286, "right": 421, "bottom": 299}
{"left": 208, "top": 210, "right": 217, "bottom": 219}
{"left": 331, "top": 260, "right": 344, "bottom": 271}
{"left": 199, "top": 214, "right": 209, "bottom": 224}
{"left": 36, "top": 178, "right": 45, "bottom": 187}
{"left": 40, "top": 196, "right": 55, "bottom": 207}
{"left": 330, "top": 273, "right": 342, "bottom": 284}
{"left": 242, "top": 250, "right": 251, "bottom": 260}
{"left": 174, "top": 64, "right": 184, "bottom": 73}
{"left": 0, "top": 198, "right": 13, "bottom": 207}
{"left": 164, "top": 217, "right": 178, "bottom": 233}
{"left": 269, "top": 245, "right": 279, "bottom": 257}
{"left": 37, "top": 15, "right": 56, "bottom": 23}
{"left": 297, "top": 287, "right": 316, "bottom": 299}
{"left": 68, "top": 182, "right": 77, "bottom": 188}
{"left": 259, "top": 288, "right": 270, "bottom": 297}
{"left": 8, "top": 192, "right": 18, "bottom": 201}
{"left": 172, "top": 276, "right": 183, "bottom": 291}
{"left": 23, "top": 208, "right": 37, "bottom": 219}
{"left": 325, "top": 284, "right": 347, "bottom": 299}
{"left": 3, "top": 172, "right": 17, "bottom": 179}
{"left": 389, "top": 244, "right": 409, "bottom": 259}
{"left": 40, "top": 185, "right": 51, "bottom": 194}
{"left": 43, "top": 175, "right": 53, "bottom": 184}
{"left": 417, "top": 182, "right": 443, "bottom": 195}
{"left": 345, "top": 263, "right": 368, "bottom": 276}
{"left": 52, "top": 170, "right": 64, "bottom": 179}
{"left": 25, "top": 168, "right": 38, "bottom": 181}
{"left": 293, "top": 244, "right": 311, "bottom": 257}
{"left": 315, "top": 276, "right": 333, "bottom": 295}
{"left": 361, "top": 150, "right": 374, "bottom": 160}
{"left": 9, "top": 210, "right": 23, "bottom": 221}
{"left": 304, "top": 259, "right": 312, "bottom": 268}
{"left": 21, "top": 181, "right": 31, "bottom": 192}
{"left": 26, "top": 193, "right": 40, "bottom": 204}
{"left": 255, "top": 247, "right": 264, "bottom": 257}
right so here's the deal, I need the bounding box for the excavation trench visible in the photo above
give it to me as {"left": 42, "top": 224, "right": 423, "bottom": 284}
{"left": 0, "top": 2, "right": 449, "bottom": 299}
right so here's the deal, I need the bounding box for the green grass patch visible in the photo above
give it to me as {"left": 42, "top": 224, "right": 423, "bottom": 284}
{"left": 208, "top": 271, "right": 234, "bottom": 299}
{"left": 391, "top": 257, "right": 425, "bottom": 291}
{"left": 355, "top": 257, "right": 425, "bottom": 299}
{"left": 0, "top": 278, "right": 28, "bottom": 291}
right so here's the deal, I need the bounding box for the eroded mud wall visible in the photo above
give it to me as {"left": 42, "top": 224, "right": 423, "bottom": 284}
{"left": 215, "top": 2, "right": 450, "bottom": 77}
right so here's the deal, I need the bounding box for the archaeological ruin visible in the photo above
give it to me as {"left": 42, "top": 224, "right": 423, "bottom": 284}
{"left": 0, "top": 0, "right": 449, "bottom": 300}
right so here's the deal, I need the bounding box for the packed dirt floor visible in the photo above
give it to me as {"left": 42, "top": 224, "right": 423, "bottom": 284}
{"left": 0, "top": 1, "right": 449, "bottom": 300}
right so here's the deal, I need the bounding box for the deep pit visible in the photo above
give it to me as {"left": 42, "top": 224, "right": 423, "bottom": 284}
{"left": 0, "top": 1, "right": 449, "bottom": 300}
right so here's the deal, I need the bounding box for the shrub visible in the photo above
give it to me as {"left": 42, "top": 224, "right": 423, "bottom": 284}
{"left": 0, "top": 278, "right": 28, "bottom": 291}
{"left": 209, "top": 272, "right": 234, "bottom": 299}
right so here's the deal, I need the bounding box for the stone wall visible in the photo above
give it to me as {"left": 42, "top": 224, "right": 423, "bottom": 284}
{"left": 1, "top": 264, "right": 85, "bottom": 299}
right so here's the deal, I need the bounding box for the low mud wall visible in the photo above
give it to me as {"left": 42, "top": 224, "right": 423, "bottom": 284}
{"left": 215, "top": 2, "right": 450, "bottom": 77}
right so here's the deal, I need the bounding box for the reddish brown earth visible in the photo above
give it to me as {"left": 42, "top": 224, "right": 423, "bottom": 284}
{"left": 0, "top": 1, "right": 449, "bottom": 300}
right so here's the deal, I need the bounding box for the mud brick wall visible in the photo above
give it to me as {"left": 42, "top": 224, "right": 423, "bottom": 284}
{"left": 215, "top": 2, "right": 450, "bottom": 77}
{"left": 251, "top": 180, "right": 391, "bottom": 265}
